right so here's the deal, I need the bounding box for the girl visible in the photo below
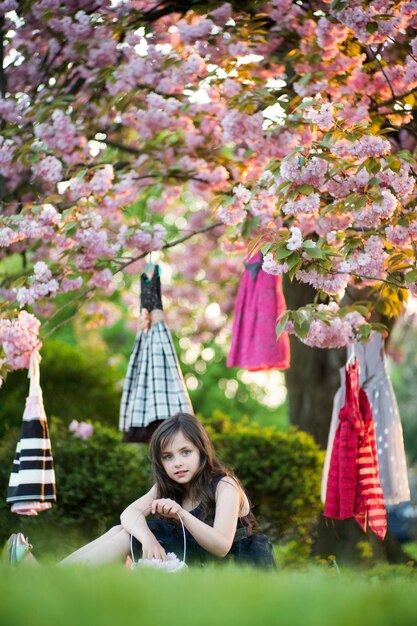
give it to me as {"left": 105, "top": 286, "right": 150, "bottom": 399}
{"left": 7, "top": 413, "right": 276, "bottom": 568}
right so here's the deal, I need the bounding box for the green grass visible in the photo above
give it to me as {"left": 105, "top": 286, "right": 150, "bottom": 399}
{"left": 0, "top": 564, "right": 417, "bottom": 626}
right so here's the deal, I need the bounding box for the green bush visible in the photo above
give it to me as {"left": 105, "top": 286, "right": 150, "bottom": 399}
{"left": 0, "top": 413, "right": 323, "bottom": 550}
{"left": 204, "top": 412, "right": 324, "bottom": 541}
{"left": 0, "top": 340, "right": 122, "bottom": 436}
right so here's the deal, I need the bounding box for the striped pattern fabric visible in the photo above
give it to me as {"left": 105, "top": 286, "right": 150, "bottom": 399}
{"left": 119, "top": 320, "right": 192, "bottom": 438}
{"left": 324, "top": 359, "right": 387, "bottom": 540}
{"left": 7, "top": 394, "right": 56, "bottom": 514}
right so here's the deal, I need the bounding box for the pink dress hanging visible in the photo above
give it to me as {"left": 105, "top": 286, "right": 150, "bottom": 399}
{"left": 227, "top": 251, "right": 290, "bottom": 371}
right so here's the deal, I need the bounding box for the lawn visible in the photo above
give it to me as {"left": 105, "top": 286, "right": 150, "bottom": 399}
{"left": 0, "top": 563, "right": 416, "bottom": 626}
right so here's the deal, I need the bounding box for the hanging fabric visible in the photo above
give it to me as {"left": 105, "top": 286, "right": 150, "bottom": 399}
{"left": 322, "top": 332, "right": 410, "bottom": 506}
{"left": 324, "top": 358, "right": 387, "bottom": 540}
{"left": 227, "top": 251, "right": 290, "bottom": 371}
{"left": 7, "top": 350, "right": 56, "bottom": 515}
{"left": 119, "top": 265, "right": 193, "bottom": 443}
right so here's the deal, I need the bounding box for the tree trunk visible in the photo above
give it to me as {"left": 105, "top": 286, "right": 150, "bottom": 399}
{"left": 282, "top": 278, "right": 344, "bottom": 448}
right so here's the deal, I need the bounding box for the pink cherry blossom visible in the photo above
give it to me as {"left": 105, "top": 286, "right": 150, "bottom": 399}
{"left": 33, "top": 262, "right": 52, "bottom": 282}
{"left": 69, "top": 420, "right": 94, "bottom": 440}
{"left": 31, "top": 156, "right": 63, "bottom": 185}
{"left": 0, "top": 0, "right": 17, "bottom": 14}
{"left": 280, "top": 156, "right": 328, "bottom": 189}
{"left": 0, "top": 311, "right": 41, "bottom": 370}
{"left": 385, "top": 224, "right": 411, "bottom": 247}
{"left": 262, "top": 253, "right": 289, "bottom": 275}
{"left": 89, "top": 269, "right": 115, "bottom": 295}
{"left": 295, "top": 268, "right": 349, "bottom": 295}
{"left": 218, "top": 203, "right": 247, "bottom": 226}
{"left": 332, "top": 136, "right": 391, "bottom": 159}
{"left": 287, "top": 226, "right": 303, "bottom": 251}
{"left": 61, "top": 276, "right": 83, "bottom": 293}
{"left": 304, "top": 103, "right": 335, "bottom": 131}
{"left": 316, "top": 17, "right": 349, "bottom": 60}
{"left": 282, "top": 193, "right": 321, "bottom": 216}
{"left": 233, "top": 184, "right": 252, "bottom": 204}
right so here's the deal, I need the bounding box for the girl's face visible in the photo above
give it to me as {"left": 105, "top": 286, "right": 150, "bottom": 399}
{"left": 160, "top": 431, "right": 201, "bottom": 486}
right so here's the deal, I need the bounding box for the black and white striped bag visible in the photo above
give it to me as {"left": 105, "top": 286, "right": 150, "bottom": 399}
{"left": 7, "top": 351, "right": 56, "bottom": 515}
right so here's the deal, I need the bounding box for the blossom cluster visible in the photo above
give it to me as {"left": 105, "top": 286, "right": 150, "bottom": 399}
{"left": 262, "top": 253, "right": 288, "bottom": 276}
{"left": 68, "top": 420, "right": 94, "bottom": 441}
{"left": 286, "top": 303, "right": 367, "bottom": 349}
{"left": 295, "top": 269, "right": 349, "bottom": 296}
{"left": 0, "top": 311, "right": 41, "bottom": 371}
{"left": 1, "top": 0, "right": 417, "bottom": 354}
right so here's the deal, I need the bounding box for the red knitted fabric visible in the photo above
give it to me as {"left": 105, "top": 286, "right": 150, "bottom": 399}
{"left": 324, "top": 359, "right": 387, "bottom": 540}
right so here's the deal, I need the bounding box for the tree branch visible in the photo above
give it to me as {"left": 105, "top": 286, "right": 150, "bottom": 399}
{"left": 40, "top": 221, "right": 224, "bottom": 337}
{"left": 371, "top": 86, "right": 417, "bottom": 110}
{"left": 42, "top": 291, "right": 94, "bottom": 339}
{"left": 40, "top": 288, "right": 95, "bottom": 330}
{"left": 114, "top": 220, "right": 224, "bottom": 274}
{"left": 370, "top": 45, "right": 396, "bottom": 101}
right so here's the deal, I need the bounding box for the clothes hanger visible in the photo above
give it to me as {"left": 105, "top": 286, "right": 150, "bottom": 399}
{"left": 346, "top": 342, "right": 356, "bottom": 366}
{"left": 144, "top": 252, "right": 154, "bottom": 279}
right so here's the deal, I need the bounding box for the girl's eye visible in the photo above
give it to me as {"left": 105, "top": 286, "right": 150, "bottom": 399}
{"left": 162, "top": 454, "right": 172, "bottom": 460}
{"left": 182, "top": 450, "right": 191, "bottom": 456}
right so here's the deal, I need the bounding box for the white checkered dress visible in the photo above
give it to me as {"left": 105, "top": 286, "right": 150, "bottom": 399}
{"left": 119, "top": 321, "right": 192, "bottom": 433}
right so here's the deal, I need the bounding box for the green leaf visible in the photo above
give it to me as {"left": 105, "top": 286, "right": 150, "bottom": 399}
{"left": 371, "top": 322, "right": 389, "bottom": 334}
{"left": 296, "top": 184, "right": 315, "bottom": 196}
{"left": 297, "top": 100, "right": 315, "bottom": 110}
{"left": 276, "top": 311, "right": 290, "bottom": 338}
{"left": 261, "top": 243, "right": 272, "bottom": 256}
{"left": 302, "top": 239, "right": 317, "bottom": 249}
{"left": 294, "top": 318, "right": 310, "bottom": 340}
{"left": 350, "top": 196, "right": 368, "bottom": 210}
{"left": 288, "top": 259, "right": 302, "bottom": 280}
{"left": 286, "top": 253, "right": 301, "bottom": 271}
{"left": 365, "top": 158, "right": 381, "bottom": 174}
{"left": 405, "top": 269, "right": 417, "bottom": 284}
{"left": 303, "top": 246, "right": 326, "bottom": 259}
{"left": 298, "top": 73, "right": 312, "bottom": 87}
{"left": 389, "top": 158, "right": 401, "bottom": 173}
{"left": 357, "top": 323, "right": 372, "bottom": 340}
{"left": 376, "top": 300, "right": 392, "bottom": 316}
{"left": 366, "top": 22, "right": 378, "bottom": 34}
{"left": 354, "top": 305, "right": 370, "bottom": 317}
{"left": 275, "top": 246, "right": 293, "bottom": 260}
{"left": 276, "top": 181, "right": 292, "bottom": 193}
{"left": 331, "top": 0, "right": 347, "bottom": 12}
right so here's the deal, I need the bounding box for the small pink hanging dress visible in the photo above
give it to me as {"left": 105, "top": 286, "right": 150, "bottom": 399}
{"left": 227, "top": 251, "right": 290, "bottom": 371}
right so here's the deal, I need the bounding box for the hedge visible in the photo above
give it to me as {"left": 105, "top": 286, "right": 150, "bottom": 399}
{"left": 0, "top": 414, "right": 323, "bottom": 546}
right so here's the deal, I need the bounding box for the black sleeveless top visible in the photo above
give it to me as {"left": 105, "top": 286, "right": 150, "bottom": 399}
{"left": 140, "top": 266, "right": 163, "bottom": 312}
{"left": 131, "top": 475, "right": 276, "bottom": 568}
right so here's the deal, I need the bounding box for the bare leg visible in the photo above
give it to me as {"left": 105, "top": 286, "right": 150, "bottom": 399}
{"left": 59, "top": 525, "right": 131, "bottom": 566}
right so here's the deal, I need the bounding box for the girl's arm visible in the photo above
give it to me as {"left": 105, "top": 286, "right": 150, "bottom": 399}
{"left": 152, "top": 477, "right": 241, "bottom": 558}
{"left": 120, "top": 485, "right": 168, "bottom": 560}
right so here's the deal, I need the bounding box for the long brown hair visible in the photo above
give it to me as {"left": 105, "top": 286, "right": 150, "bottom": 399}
{"left": 149, "top": 412, "right": 243, "bottom": 521}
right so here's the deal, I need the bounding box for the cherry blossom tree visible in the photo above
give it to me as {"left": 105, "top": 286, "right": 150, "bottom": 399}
{"left": 1, "top": 0, "right": 417, "bottom": 400}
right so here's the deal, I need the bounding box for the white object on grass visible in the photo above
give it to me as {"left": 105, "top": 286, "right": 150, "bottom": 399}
{"left": 130, "top": 511, "right": 188, "bottom": 572}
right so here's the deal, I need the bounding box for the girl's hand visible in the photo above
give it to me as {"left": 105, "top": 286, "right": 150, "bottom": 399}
{"left": 151, "top": 498, "right": 184, "bottom": 519}
{"left": 141, "top": 536, "right": 167, "bottom": 561}
{"left": 139, "top": 310, "right": 151, "bottom": 331}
